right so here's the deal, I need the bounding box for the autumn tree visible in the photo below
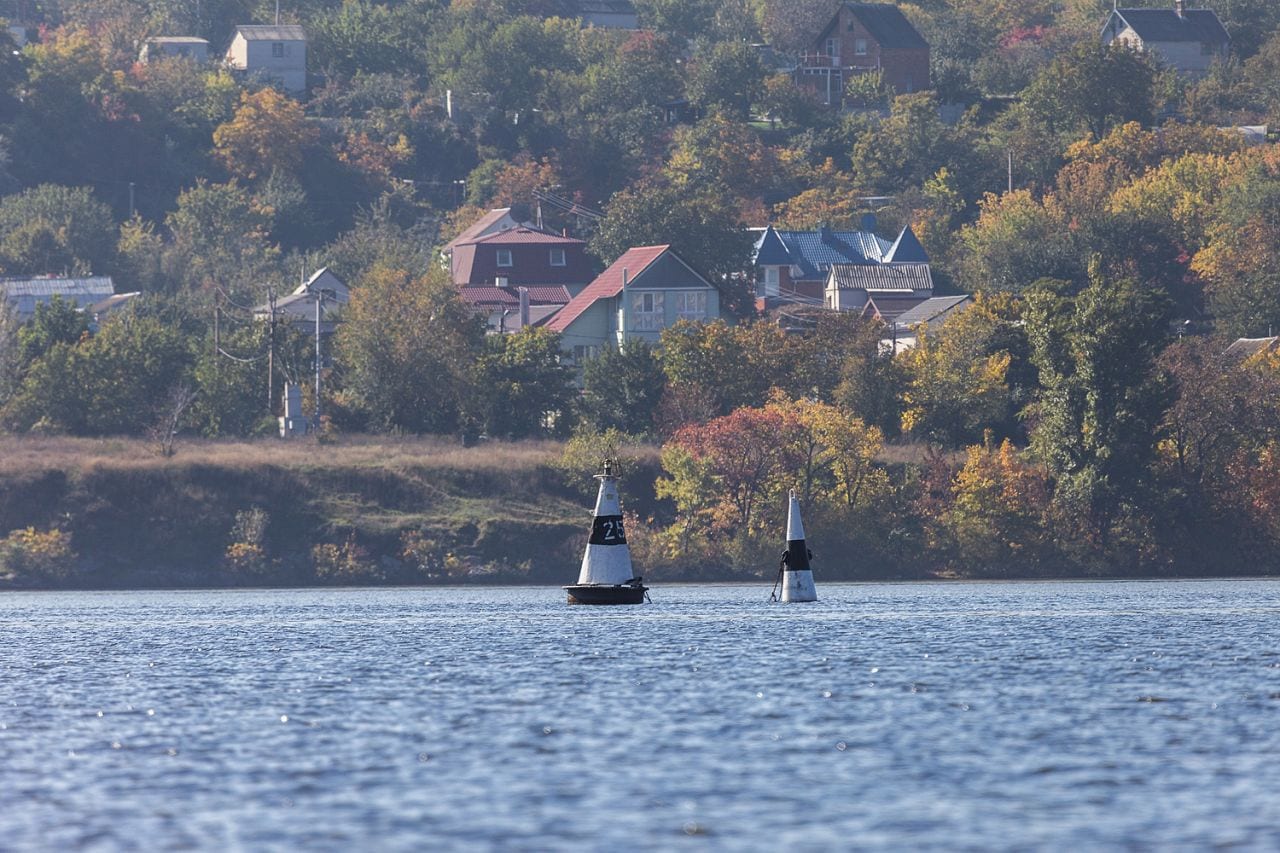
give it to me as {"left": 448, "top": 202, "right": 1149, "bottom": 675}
{"left": 475, "top": 327, "right": 576, "bottom": 439}
{"left": 579, "top": 341, "right": 667, "bottom": 435}
{"left": 213, "top": 89, "right": 320, "bottom": 182}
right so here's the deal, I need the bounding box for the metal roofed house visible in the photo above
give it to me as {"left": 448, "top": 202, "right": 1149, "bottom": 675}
{"left": 575, "top": 0, "right": 639, "bottom": 29}
{"left": 224, "top": 25, "right": 307, "bottom": 94}
{"left": 449, "top": 226, "right": 597, "bottom": 295}
{"left": 1102, "top": 2, "right": 1229, "bottom": 78}
{"left": 795, "top": 2, "right": 930, "bottom": 105}
{"left": 140, "top": 37, "right": 210, "bottom": 64}
{"left": 879, "top": 294, "right": 972, "bottom": 353}
{"left": 545, "top": 245, "right": 722, "bottom": 363}
{"left": 253, "top": 268, "right": 349, "bottom": 332}
{"left": 459, "top": 285, "right": 572, "bottom": 334}
{"left": 754, "top": 218, "right": 931, "bottom": 308}
{"left": 441, "top": 207, "right": 532, "bottom": 274}
{"left": 0, "top": 276, "right": 116, "bottom": 322}
{"left": 1223, "top": 336, "right": 1280, "bottom": 359}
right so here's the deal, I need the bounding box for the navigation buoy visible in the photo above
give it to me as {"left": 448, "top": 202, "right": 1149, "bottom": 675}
{"left": 774, "top": 490, "right": 817, "bottom": 603}
{"left": 565, "top": 460, "right": 648, "bottom": 605}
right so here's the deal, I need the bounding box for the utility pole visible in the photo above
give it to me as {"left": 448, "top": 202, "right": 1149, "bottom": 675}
{"left": 267, "top": 287, "right": 277, "bottom": 414}
{"left": 213, "top": 297, "right": 221, "bottom": 375}
{"left": 128, "top": 182, "right": 136, "bottom": 218}
{"left": 314, "top": 289, "right": 323, "bottom": 430}
{"left": 1007, "top": 151, "right": 1013, "bottom": 193}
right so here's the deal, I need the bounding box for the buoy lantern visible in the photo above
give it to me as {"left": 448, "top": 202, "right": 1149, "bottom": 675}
{"left": 777, "top": 490, "right": 817, "bottom": 603}
{"left": 565, "top": 460, "right": 648, "bottom": 605}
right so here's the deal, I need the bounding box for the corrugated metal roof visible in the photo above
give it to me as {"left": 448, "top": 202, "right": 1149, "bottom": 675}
{"left": 235, "top": 24, "right": 307, "bottom": 41}
{"left": 443, "top": 208, "right": 516, "bottom": 253}
{"left": 828, "top": 263, "right": 932, "bottom": 292}
{"left": 892, "top": 295, "right": 971, "bottom": 328}
{"left": 459, "top": 285, "right": 572, "bottom": 307}
{"left": 1224, "top": 337, "right": 1280, "bottom": 359}
{"left": 1111, "top": 9, "right": 1228, "bottom": 44}
{"left": 473, "top": 227, "right": 586, "bottom": 246}
{"left": 862, "top": 294, "right": 930, "bottom": 322}
{"left": 769, "top": 228, "right": 895, "bottom": 279}
{"left": 0, "top": 276, "right": 115, "bottom": 298}
{"left": 546, "top": 245, "right": 669, "bottom": 332}
{"left": 149, "top": 36, "right": 209, "bottom": 44}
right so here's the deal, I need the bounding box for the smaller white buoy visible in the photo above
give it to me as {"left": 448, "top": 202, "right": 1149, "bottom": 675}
{"left": 777, "top": 490, "right": 817, "bottom": 603}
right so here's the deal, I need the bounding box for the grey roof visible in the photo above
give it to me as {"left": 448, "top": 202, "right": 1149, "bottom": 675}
{"left": 148, "top": 36, "right": 209, "bottom": 44}
{"left": 234, "top": 25, "right": 306, "bottom": 41}
{"left": 884, "top": 225, "right": 928, "bottom": 263}
{"left": 0, "top": 276, "right": 115, "bottom": 298}
{"left": 840, "top": 4, "right": 928, "bottom": 50}
{"left": 1224, "top": 337, "right": 1279, "bottom": 358}
{"left": 891, "top": 295, "right": 971, "bottom": 329}
{"left": 828, "top": 262, "right": 932, "bottom": 292}
{"left": 1109, "top": 9, "right": 1229, "bottom": 44}
{"left": 753, "top": 226, "right": 901, "bottom": 280}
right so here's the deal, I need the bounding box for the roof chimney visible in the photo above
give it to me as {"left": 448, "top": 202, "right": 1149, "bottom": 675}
{"left": 518, "top": 286, "right": 530, "bottom": 328}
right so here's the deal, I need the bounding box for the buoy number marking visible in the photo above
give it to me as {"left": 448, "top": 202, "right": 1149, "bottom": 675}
{"left": 589, "top": 515, "right": 628, "bottom": 545}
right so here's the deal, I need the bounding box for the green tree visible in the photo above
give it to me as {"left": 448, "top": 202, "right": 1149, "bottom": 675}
{"left": 1021, "top": 41, "right": 1157, "bottom": 141}
{"left": 476, "top": 327, "right": 576, "bottom": 439}
{"left": 685, "top": 40, "right": 765, "bottom": 120}
{"left": 336, "top": 265, "right": 483, "bottom": 435}
{"left": 0, "top": 185, "right": 117, "bottom": 276}
{"left": 579, "top": 341, "right": 667, "bottom": 435}
{"left": 1024, "top": 272, "right": 1172, "bottom": 546}
{"left": 17, "top": 295, "right": 90, "bottom": 369}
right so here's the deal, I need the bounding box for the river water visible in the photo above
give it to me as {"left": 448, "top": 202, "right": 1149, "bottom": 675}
{"left": 3, "top": 580, "right": 1280, "bottom": 850}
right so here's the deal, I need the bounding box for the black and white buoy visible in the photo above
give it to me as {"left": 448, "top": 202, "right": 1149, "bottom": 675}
{"left": 565, "top": 460, "right": 648, "bottom": 605}
{"left": 773, "top": 489, "right": 817, "bottom": 603}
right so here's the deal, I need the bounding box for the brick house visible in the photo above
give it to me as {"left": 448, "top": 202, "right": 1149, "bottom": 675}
{"left": 795, "top": 3, "right": 929, "bottom": 105}
{"left": 448, "top": 226, "right": 596, "bottom": 295}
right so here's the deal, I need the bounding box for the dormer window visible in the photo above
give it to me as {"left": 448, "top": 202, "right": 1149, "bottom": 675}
{"left": 496, "top": 249, "right": 513, "bottom": 267}
{"left": 549, "top": 248, "right": 566, "bottom": 267}
{"left": 272, "top": 42, "right": 284, "bottom": 58}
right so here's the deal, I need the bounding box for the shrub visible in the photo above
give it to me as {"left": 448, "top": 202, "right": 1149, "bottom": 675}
{"left": 313, "top": 534, "right": 380, "bottom": 582}
{"left": 0, "top": 527, "right": 77, "bottom": 583}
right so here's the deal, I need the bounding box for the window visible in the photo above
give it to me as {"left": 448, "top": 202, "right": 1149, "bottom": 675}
{"left": 549, "top": 248, "right": 566, "bottom": 267}
{"left": 674, "top": 291, "right": 707, "bottom": 321}
{"left": 572, "top": 344, "right": 600, "bottom": 363}
{"left": 826, "top": 38, "right": 839, "bottom": 59}
{"left": 272, "top": 42, "right": 285, "bottom": 58}
{"left": 855, "top": 38, "right": 868, "bottom": 55}
{"left": 496, "top": 249, "right": 513, "bottom": 267}
{"left": 759, "top": 267, "right": 780, "bottom": 297}
{"left": 632, "top": 292, "right": 664, "bottom": 331}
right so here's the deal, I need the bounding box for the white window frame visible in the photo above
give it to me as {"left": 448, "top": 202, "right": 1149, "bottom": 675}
{"left": 549, "top": 248, "right": 566, "bottom": 267}
{"left": 674, "top": 291, "right": 707, "bottom": 321}
{"left": 496, "top": 249, "right": 513, "bottom": 267}
{"left": 826, "top": 38, "right": 839, "bottom": 60}
{"left": 632, "top": 291, "right": 664, "bottom": 331}
{"left": 272, "top": 42, "right": 285, "bottom": 58}
{"left": 855, "top": 38, "right": 868, "bottom": 56}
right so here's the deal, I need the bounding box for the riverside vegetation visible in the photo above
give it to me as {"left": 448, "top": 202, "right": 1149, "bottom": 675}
{"left": 6, "top": 2, "right": 1280, "bottom": 585}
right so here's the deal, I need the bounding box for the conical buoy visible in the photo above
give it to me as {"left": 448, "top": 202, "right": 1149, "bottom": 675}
{"left": 778, "top": 490, "right": 817, "bottom": 603}
{"left": 565, "top": 460, "right": 648, "bottom": 605}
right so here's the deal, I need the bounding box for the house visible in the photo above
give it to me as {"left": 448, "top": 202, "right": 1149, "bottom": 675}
{"left": 1224, "top": 337, "right": 1280, "bottom": 359}
{"left": 441, "top": 207, "right": 531, "bottom": 272}
{"left": 88, "top": 292, "right": 142, "bottom": 327}
{"left": 754, "top": 218, "right": 932, "bottom": 306}
{"left": 1102, "top": 2, "right": 1229, "bottom": 79}
{"left": 576, "top": 0, "right": 639, "bottom": 29}
{"left": 140, "top": 37, "right": 210, "bottom": 64}
{"left": 545, "top": 245, "right": 722, "bottom": 362}
{"left": 253, "top": 267, "right": 349, "bottom": 332}
{"left": 459, "top": 285, "right": 573, "bottom": 334}
{"left": 224, "top": 25, "right": 307, "bottom": 94}
{"left": 795, "top": 3, "right": 930, "bottom": 104}
{"left": 879, "top": 294, "right": 972, "bottom": 353}
{"left": 449, "top": 226, "right": 596, "bottom": 295}
{"left": 825, "top": 261, "right": 934, "bottom": 315}
{"left": 0, "top": 276, "right": 115, "bottom": 322}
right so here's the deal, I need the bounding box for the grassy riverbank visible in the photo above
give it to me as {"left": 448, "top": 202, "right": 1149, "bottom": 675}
{"left": 0, "top": 436, "right": 663, "bottom": 589}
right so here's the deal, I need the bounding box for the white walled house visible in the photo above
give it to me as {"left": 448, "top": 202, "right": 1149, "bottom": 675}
{"left": 140, "top": 37, "right": 210, "bottom": 64}
{"left": 224, "top": 25, "right": 307, "bottom": 94}
{"left": 1102, "top": 3, "right": 1229, "bottom": 78}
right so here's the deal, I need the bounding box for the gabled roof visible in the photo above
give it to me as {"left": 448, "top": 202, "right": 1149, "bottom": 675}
{"left": 861, "top": 294, "right": 931, "bottom": 322}
{"left": 0, "top": 275, "right": 115, "bottom": 298}
{"left": 234, "top": 24, "right": 307, "bottom": 41}
{"left": 472, "top": 227, "right": 586, "bottom": 246}
{"left": 459, "top": 285, "right": 573, "bottom": 308}
{"left": 443, "top": 208, "right": 517, "bottom": 253}
{"left": 828, "top": 263, "right": 932, "bottom": 292}
{"left": 1107, "top": 9, "right": 1229, "bottom": 44}
{"left": 546, "top": 245, "right": 671, "bottom": 332}
{"left": 756, "top": 225, "right": 919, "bottom": 280}
{"left": 884, "top": 225, "right": 928, "bottom": 263}
{"left": 1224, "top": 337, "right": 1280, "bottom": 359}
{"left": 838, "top": 4, "right": 928, "bottom": 50}
{"left": 891, "top": 294, "right": 971, "bottom": 329}
{"left": 291, "top": 267, "right": 348, "bottom": 299}
{"left": 148, "top": 36, "right": 209, "bottom": 45}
